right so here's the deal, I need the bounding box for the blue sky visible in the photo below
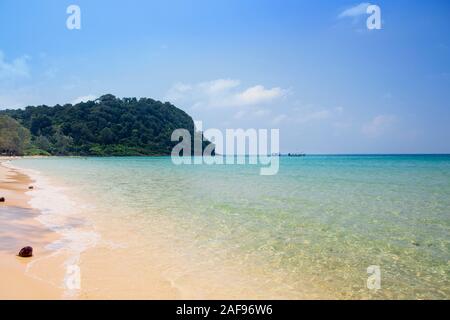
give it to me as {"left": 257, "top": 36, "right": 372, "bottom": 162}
{"left": 1, "top": 0, "right": 449, "bottom": 153}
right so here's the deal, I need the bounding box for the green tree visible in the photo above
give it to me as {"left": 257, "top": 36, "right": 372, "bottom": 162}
{"left": 35, "top": 135, "right": 51, "bottom": 152}
{"left": 52, "top": 131, "right": 74, "bottom": 155}
{"left": 0, "top": 115, "right": 31, "bottom": 155}
{"left": 30, "top": 115, "right": 53, "bottom": 136}
{"left": 99, "top": 127, "right": 114, "bottom": 144}
{"left": 0, "top": 94, "right": 214, "bottom": 156}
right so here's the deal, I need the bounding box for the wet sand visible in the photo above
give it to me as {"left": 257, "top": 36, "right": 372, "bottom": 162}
{"left": 0, "top": 159, "right": 181, "bottom": 300}
{"left": 0, "top": 159, "right": 63, "bottom": 299}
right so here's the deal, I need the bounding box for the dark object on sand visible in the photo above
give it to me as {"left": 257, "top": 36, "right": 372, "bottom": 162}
{"left": 28, "top": 186, "right": 34, "bottom": 190}
{"left": 0, "top": 197, "right": 5, "bottom": 202}
{"left": 18, "top": 246, "right": 33, "bottom": 257}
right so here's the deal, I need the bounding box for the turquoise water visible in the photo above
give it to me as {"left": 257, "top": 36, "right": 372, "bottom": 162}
{"left": 13, "top": 155, "right": 450, "bottom": 299}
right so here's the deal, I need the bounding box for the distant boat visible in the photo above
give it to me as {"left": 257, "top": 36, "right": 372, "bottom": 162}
{"left": 287, "top": 153, "right": 306, "bottom": 157}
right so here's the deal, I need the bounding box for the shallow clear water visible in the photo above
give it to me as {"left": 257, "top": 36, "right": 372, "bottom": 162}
{"left": 13, "top": 155, "right": 450, "bottom": 299}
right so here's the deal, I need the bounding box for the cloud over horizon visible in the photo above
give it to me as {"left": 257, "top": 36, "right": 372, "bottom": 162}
{"left": 165, "top": 79, "right": 287, "bottom": 109}
{"left": 71, "top": 94, "right": 98, "bottom": 105}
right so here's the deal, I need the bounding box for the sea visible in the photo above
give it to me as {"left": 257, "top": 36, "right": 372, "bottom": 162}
{"left": 10, "top": 155, "right": 450, "bottom": 299}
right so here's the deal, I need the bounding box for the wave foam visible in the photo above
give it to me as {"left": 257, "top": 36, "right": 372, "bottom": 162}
{"left": 5, "top": 161, "right": 100, "bottom": 297}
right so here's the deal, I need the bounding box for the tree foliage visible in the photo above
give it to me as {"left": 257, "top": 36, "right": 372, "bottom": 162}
{"left": 0, "top": 115, "right": 31, "bottom": 155}
{"left": 0, "top": 94, "right": 212, "bottom": 156}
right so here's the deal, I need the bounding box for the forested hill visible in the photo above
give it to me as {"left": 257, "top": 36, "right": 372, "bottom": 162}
{"left": 0, "top": 94, "right": 210, "bottom": 156}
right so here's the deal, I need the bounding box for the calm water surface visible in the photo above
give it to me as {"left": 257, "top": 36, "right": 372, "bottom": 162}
{"left": 13, "top": 155, "right": 450, "bottom": 299}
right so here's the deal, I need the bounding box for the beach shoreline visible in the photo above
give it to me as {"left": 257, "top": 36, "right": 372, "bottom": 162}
{"left": 2, "top": 156, "right": 448, "bottom": 299}
{"left": 0, "top": 158, "right": 187, "bottom": 300}
{"left": 2, "top": 157, "right": 298, "bottom": 299}
{"left": 0, "top": 158, "right": 63, "bottom": 299}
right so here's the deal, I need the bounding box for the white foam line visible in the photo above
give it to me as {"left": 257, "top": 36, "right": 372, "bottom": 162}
{"left": 5, "top": 161, "right": 101, "bottom": 297}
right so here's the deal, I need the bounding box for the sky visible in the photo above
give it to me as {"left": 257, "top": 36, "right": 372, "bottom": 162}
{"left": 0, "top": 0, "right": 449, "bottom": 154}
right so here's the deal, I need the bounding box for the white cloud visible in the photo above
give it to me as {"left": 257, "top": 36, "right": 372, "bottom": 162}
{"left": 0, "top": 51, "right": 30, "bottom": 80}
{"left": 234, "top": 85, "right": 285, "bottom": 106}
{"left": 71, "top": 94, "right": 98, "bottom": 104}
{"left": 165, "top": 78, "right": 287, "bottom": 109}
{"left": 338, "top": 3, "right": 371, "bottom": 18}
{"left": 201, "top": 79, "right": 240, "bottom": 94}
{"left": 362, "top": 114, "right": 396, "bottom": 137}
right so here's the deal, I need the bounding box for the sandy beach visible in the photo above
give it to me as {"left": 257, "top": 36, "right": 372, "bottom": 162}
{"left": 0, "top": 158, "right": 192, "bottom": 300}
{"left": 0, "top": 159, "right": 63, "bottom": 299}
{"left": 0, "top": 158, "right": 288, "bottom": 300}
